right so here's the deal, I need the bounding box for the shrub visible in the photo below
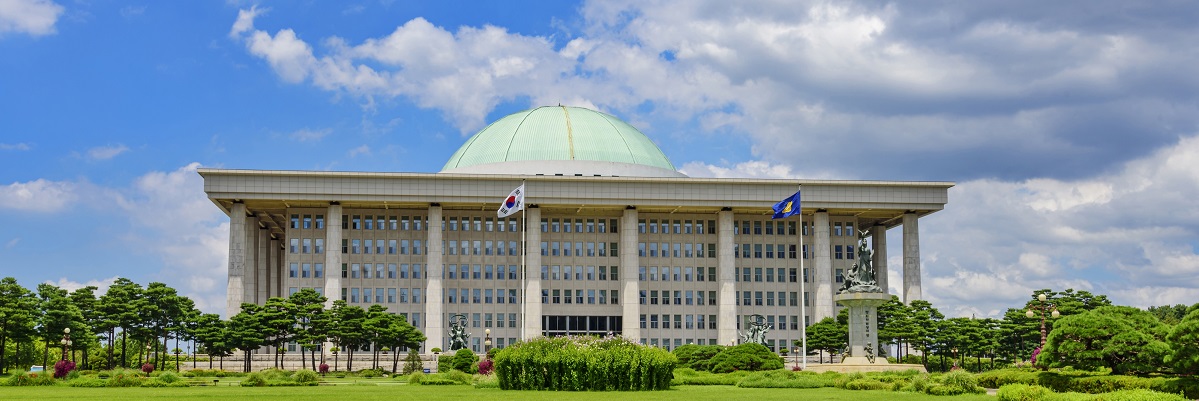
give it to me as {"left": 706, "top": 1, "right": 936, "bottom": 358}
{"left": 494, "top": 336, "right": 676, "bottom": 391}
{"left": 407, "top": 371, "right": 425, "bottom": 384}
{"left": 141, "top": 363, "right": 155, "bottom": 374}
{"left": 478, "top": 359, "right": 494, "bottom": 375}
{"left": 708, "top": 343, "right": 784, "bottom": 373}
{"left": 451, "top": 349, "right": 479, "bottom": 374}
{"left": 442, "top": 369, "right": 473, "bottom": 384}
{"left": 402, "top": 351, "right": 423, "bottom": 375}
{"left": 977, "top": 368, "right": 1040, "bottom": 388}
{"left": 736, "top": 370, "right": 834, "bottom": 388}
{"left": 318, "top": 363, "right": 329, "bottom": 374}
{"left": 474, "top": 374, "right": 499, "bottom": 389}
{"left": 925, "top": 370, "right": 986, "bottom": 395}
{"left": 672, "top": 344, "right": 724, "bottom": 372}
{"left": 294, "top": 369, "right": 320, "bottom": 385}
{"left": 843, "top": 378, "right": 891, "bottom": 391}
{"left": 66, "top": 377, "right": 106, "bottom": 387}
{"left": 107, "top": 369, "right": 145, "bottom": 387}
{"left": 998, "top": 384, "right": 1054, "bottom": 401}
{"left": 155, "top": 372, "right": 181, "bottom": 384}
{"left": 64, "top": 370, "right": 81, "bottom": 380}
{"left": 6, "top": 371, "right": 57, "bottom": 386}
{"left": 53, "top": 359, "right": 77, "bottom": 378}
{"left": 671, "top": 368, "right": 744, "bottom": 385}
{"left": 241, "top": 372, "right": 268, "bottom": 387}
{"left": 437, "top": 354, "right": 453, "bottom": 373}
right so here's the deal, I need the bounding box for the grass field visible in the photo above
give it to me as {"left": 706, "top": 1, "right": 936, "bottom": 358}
{"left": 0, "top": 384, "right": 995, "bottom": 401}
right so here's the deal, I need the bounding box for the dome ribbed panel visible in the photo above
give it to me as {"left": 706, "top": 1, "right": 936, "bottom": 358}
{"left": 569, "top": 108, "right": 635, "bottom": 165}
{"left": 440, "top": 106, "right": 678, "bottom": 174}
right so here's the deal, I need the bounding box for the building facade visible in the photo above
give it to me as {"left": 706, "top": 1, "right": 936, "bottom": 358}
{"left": 202, "top": 106, "right": 952, "bottom": 353}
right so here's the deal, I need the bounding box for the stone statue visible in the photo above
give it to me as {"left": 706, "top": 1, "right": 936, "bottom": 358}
{"left": 838, "top": 230, "right": 883, "bottom": 294}
{"left": 738, "top": 314, "right": 772, "bottom": 345}
{"left": 448, "top": 314, "right": 470, "bottom": 351}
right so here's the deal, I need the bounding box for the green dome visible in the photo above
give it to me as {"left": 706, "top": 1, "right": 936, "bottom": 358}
{"left": 441, "top": 106, "right": 683, "bottom": 177}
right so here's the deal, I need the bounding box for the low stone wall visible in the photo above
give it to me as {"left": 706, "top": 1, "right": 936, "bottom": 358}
{"left": 184, "top": 353, "right": 439, "bottom": 373}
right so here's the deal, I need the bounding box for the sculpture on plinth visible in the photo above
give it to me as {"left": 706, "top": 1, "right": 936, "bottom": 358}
{"left": 448, "top": 314, "right": 470, "bottom": 351}
{"left": 738, "top": 314, "right": 771, "bottom": 345}
{"left": 838, "top": 230, "right": 883, "bottom": 294}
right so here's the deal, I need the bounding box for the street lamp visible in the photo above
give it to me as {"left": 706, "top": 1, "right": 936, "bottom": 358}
{"left": 793, "top": 347, "right": 800, "bottom": 368}
{"left": 60, "top": 327, "right": 72, "bottom": 361}
{"left": 1025, "top": 293, "right": 1060, "bottom": 348}
{"left": 483, "top": 329, "right": 492, "bottom": 356}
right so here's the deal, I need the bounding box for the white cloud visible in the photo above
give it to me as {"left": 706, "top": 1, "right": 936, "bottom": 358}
{"left": 87, "top": 144, "right": 130, "bottom": 160}
{"left": 112, "top": 162, "right": 230, "bottom": 315}
{"left": 228, "top": 5, "right": 264, "bottom": 39}
{"left": 46, "top": 276, "right": 118, "bottom": 294}
{"left": 348, "top": 144, "right": 370, "bottom": 158}
{"left": 0, "top": 178, "right": 77, "bottom": 212}
{"left": 5, "top": 237, "right": 17, "bottom": 248}
{"left": 289, "top": 128, "right": 331, "bottom": 142}
{"left": 0, "top": 0, "right": 64, "bottom": 37}
{"left": 119, "top": 5, "right": 145, "bottom": 19}
{"left": 0, "top": 142, "right": 31, "bottom": 150}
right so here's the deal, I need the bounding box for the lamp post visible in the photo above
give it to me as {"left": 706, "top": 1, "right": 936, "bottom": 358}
{"left": 60, "top": 328, "right": 72, "bottom": 361}
{"left": 793, "top": 347, "right": 800, "bottom": 369}
{"left": 483, "top": 329, "right": 492, "bottom": 357}
{"left": 1025, "top": 293, "right": 1060, "bottom": 349}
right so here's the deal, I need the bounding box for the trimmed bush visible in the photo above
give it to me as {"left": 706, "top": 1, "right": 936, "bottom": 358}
{"left": 451, "top": 349, "right": 479, "bottom": 374}
{"left": 494, "top": 336, "right": 676, "bottom": 391}
{"left": 671, "top": 368, "right": 745, "bottom": 385}
{"left": 978, "top": 368, "right": 1041, "bottom": 388}
{"left": 107, "top": 369, "right": 145, "bottom": 387}
{"left": 474, "top": 374, "right": 500, "bottom": 389}
{"left": 66, "top": 377, "right": 106, "bottom": 387}
{"left": 735, "top": 370, "right": 835, "bottom": 388}
{"left": 672, "top": 344, "right": 724, "bottom": 372}
{"left": 241, "top": 372, "right": 268, "bottom": 387}
{"left": 294, "top": 369, "right": 320, "bottom": 384}
{"left": 5, "top": 371, "right": 57, "bottom": 386}
{"left": 998, "top": 384, "right": 1188, "bottom": 401}
{"left": 708, "top": 343, "right": 784, "bottom": 373}
{"left": 843, "top": 378, "right": 891, "bottom": 391}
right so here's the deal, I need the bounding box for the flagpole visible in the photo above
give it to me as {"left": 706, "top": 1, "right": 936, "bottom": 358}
{"left": 798, "top": 184, "right": 807, "bottom": 370}
{"left": 519, "top": 179, "right": 527, "bottom": 342}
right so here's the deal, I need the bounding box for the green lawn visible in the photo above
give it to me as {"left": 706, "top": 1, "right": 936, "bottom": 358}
{"left": 0, "top": 384, "right": 994, "bottom": 401}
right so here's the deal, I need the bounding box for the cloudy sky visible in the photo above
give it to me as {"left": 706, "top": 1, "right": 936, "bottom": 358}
{"left": 2, "top": 0, "right": 1197, "bottom": 318}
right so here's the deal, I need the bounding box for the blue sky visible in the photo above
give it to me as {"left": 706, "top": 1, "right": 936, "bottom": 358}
{"left": 2, "top": 0, "right": 1198, "bottom": 317}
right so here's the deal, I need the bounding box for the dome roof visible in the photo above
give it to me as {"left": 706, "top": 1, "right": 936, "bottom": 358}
{"left": 441, "top": 106, "right": 684, "bottom": 177}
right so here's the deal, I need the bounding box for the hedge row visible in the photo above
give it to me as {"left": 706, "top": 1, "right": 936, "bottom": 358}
{"left": 997, "top": 384, "right": 1188, "bottom": 401}
{"left": 977, "top": 368, "right": 1199, "bottom": 398}
{"left": 493, "top": 336, "right": 676, "bottom": 391}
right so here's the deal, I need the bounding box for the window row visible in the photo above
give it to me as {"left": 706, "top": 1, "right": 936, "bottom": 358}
{"left": 341, "top": 239, "right": 424, "bottom": 255}
{"left": 636, "top": 242, "right": 715, "bottom": 258}
{"left": 343, "top": 215, "right": 427, "bottom": 231}
{"left": 738, "top": 291, "right": 807, "bottom": 307}
{"left": 738, "top": 314, "right": 810, "bottom": 331}
{"left": 289, "top": 238, "right": 325, "bottom": 254}
{"left": 445, "top": 216, "right": 520, "bottom": 233}
{"left": 637, "top": 266, "right": 717, "bottom": 282}
{"left": 459, "top": 312, "right": 520, "bottom": 329}
{"left": 341, "top": 287, "right": 423, "bottom": 304}
{"left": 641, "top": 313, "right": 717, "bottom": 330}
{"left": 539, "top": 218, "right": 619, "bottom": 234}
{"left": 734, "top": 267, "right": 808, "bottom": 283}
{"left": 540, "top": 289, "right": 620, "bottom": 305}
{"left": 340, "top": 263, "right": 424, "bottom": 279}
{"left": 637, "top": 219, "right": 716, "bottom": 235}
{"left": 538, "top": 265, "right": 619, "bottom": 281}
{"left": 640, "top": 338, "right": 720, "bottom": 350}
{"left": 444, "top": 288, "right": 520, "bottom": 304}
{"left": 447, "top": 240, "right": 521, "bottom": 256}
{"left": 639, "top": 289, "right": 717, "bottom": 306}
{"left": 288, "top": 263, "right": 325, "bottom": 279}
{"left": 539, "top": 241, "right": 619, "bottom": 257}
{"left": 444, "top": 264, "right": 522, "bottom": 280}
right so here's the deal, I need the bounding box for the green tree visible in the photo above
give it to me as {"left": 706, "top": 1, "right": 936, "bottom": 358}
{"left": 1166, "top": 308, "right": 1199, "bottom": 375}
{"left": 378, "top": 313, "right": 425, "bottom": 373}
{"left": 226, "top": 303, "right": 266, "bottom": 372}
{"left": 877, "top": 296, "right": 916, "bottom": 360}
{"left": 908, "top": 300, "right": 944, "bottom": 366}
{"left": 288, "top": 289, "right": 328, "bottom": 371}
{"left": 258, "top": 296, "right": 294, "bottom": 368}
{"left": 191, "top": 313, "right": 227, "bottom": 370}
{"left": 327, "top": 300, "right": 367, "bottom": 371}
{"left": 1038, "top": 305, "right": 1169, "bottom": 374}
{"left": 1148, "top": 304, "right": 1191, "bottom": 325}
{"left": 0, "top": 277, "right": 38, "bottom": 375}
{"left": 99, "top": 278, "right": 143, "bottom": 368}
{"left": 68, "top": 286, "right": 101, "bottom": 369}
{"left": 35, "top": 283, "right": 85, "bottom": 368}
{"left": 804, "top": 317, "right": 846, "bottom": 363}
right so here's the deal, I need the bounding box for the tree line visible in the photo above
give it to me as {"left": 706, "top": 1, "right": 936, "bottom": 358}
{"left": 0, "top": 277, "right": 425, "bottom": 374}
{"left": 804, "top": 289, "right": 1199, "bottom": 374}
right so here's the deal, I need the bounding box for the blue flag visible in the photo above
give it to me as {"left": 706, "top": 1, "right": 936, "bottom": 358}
{"left": 772, "top": 191, "right": 801, "bottom": 219}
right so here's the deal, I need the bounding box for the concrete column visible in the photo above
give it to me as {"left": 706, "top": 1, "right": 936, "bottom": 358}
{"left": 902, "top": 213, "right": 922, "bottom": 304}
{"left": 523, "top": 207, "right": 543, "bottom": 340}
{"left": 813, "top": 211, "right": 834, "bottom": 321}
{"left": 269, "top": 237, "right": 280, "bottom": 299}
{"left": 243, "top": 214, "right": 257, "bottom": 305}
{"left": 717, "top": 209, "right": 737, "bottom": 345}
{"left": 225, "top": 201, "right": 247, "bottom": 318}
{"left": 619, "top": 207, "right": 640, "bottom": 341}
{"left": 871, "top": 225, "right": 888, "bottom": 295}
{"left": 323, "top": 204, "right": 343, "bottom": 309}
{"left": 425, "top": 205, "right": 444, "bottom": 351}
{"left": 256, "top": 226, "right": 270, "bottom": 303}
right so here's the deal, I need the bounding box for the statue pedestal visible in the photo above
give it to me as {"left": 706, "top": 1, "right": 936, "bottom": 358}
{"left": 806, "top": 292, "right": 926, "bottom": 373}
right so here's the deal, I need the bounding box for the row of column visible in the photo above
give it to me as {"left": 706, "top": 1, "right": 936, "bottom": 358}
{"left": 225, "top": 203, "right": 924, "bottom": 350}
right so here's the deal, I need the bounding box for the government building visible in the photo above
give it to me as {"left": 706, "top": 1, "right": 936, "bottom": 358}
{"left": 201, "top": 106, "right": 952, "bottom": 354}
